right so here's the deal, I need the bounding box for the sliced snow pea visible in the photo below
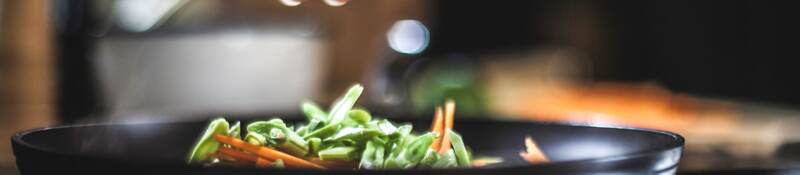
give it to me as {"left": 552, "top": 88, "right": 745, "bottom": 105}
{"left": 187, "top": 118, "right": 229, "bottom": 164}
{"left": 447, "top": 129, "right": 471, "bottom": 167}
{"left": 318, "top": 146, "right": 358, "bottom": 161}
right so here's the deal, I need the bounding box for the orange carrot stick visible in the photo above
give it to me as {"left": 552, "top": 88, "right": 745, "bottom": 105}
{"left": 430, "top": 106, "right": 444, "bottom": 151}
{"left": 210, "top": 153, "right": 255, "bottom": 166}
{"left": 306, "top": 157, "right": 357, "bottom": 169}
{"left": 218, "top": 147, "right": 259, "bottom": 162}
{"left": 255, "top": 158, "right": 274, "bottom": 168}
{"left": 520, "top": 136, "right": 550, "bottom": 164}
{"left": 438, "top": 100, "right": 455, "bottom": 153}
{"left": 213, "top": 134, "right": 326, "bottom": 169}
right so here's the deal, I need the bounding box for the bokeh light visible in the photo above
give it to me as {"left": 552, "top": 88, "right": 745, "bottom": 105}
{"left": 386, "top": 19, "right": 430, "bottom": 55}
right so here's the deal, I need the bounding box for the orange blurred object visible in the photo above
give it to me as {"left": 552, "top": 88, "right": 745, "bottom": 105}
{"left": 504, "top": 82, "right": 737, "bottom": 133}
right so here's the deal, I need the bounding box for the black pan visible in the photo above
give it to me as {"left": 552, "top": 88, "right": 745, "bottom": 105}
{"left": 11, "top": 117, "right": 683, "bottom": 175}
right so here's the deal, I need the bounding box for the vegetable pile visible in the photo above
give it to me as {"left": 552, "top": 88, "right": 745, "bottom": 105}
{"left": 187, "top": 84, "right": 475, "bottom": 169}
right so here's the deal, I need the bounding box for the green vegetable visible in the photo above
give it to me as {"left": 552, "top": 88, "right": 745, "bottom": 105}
{"left": 419, "top": 149, "right": 440, "bottom": 167}
{"left": 326, "top": 128, "right": 382, "bottom": 142}
{"left": 327, "top": 84, "right": 364, "bottom": 125}
{"left": 228, "top": 121, "right": 241, "bottom": 138}
{"left": 302, "top": 101, "right": 328, "bottom": 122}
{"left": 376, "top": 119, "right": 398, "bottom": 136}
{"left": 308, "top": 137, "right": 322, "bottom": 155}
{"left": 359, "top": 140, "right": 377, "bottom": 169}
{"left": 388, "top": 124, "right": 414, "bottom": 157}
{"left": 373, "top": 141, "right": 386, "bottom": 169}
{"left": 248, "top": 119, "right": 309, "bottom": 156}
{"left": 187, "top": 118, "right": 230, "bottom": 163}
{"left": 186, "top": 83, "right": 477, "bottom": 169}
{"left": 304, "top": 122, "right": 340, "bottom": 139}
{"left": 304, "top": 119, "right": 322, "bottom": 136}
{"left": 347, "top": 109, "right": 372, "bottom": 125}
{"left": 447, "top": 129, "right": 471, "bottom": 167}
{"left": 384, "top": 132, "right": 436, "bottom": 169}
{"left": 359, "top": 140, "right": 385, "bottom": 169}
{"left": 296, "top": 125, "right": 308, "bottom": 136}
{"left": 403, "top": 133, "right": 437, "bottom": 163}
{"left": 245, "top": 132, "right": 267, "bottom": 146}
{"left": 302, "top": 101, "right": 328, "bottom": 134}
{"left": 318, "top": 146, "right": 358, "bottom": 161}
{"left": 396, "top": 124, "right": 413, "bottom": 137}
{"left": 432, "top": 149, "right": 458, "bottom": 168}
{"left": 273, "top": 159, "right": 285, "bottom": 168}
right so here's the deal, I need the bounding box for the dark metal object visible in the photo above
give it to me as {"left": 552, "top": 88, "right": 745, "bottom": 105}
{"left": 679, "top": 168, "right": 800, "bottom": 175}
{"left": 12, "top": 118, "right": 683, "bottom": 175}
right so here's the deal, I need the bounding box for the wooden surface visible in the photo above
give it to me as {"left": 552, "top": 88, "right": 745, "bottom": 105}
{"left": 0, "top": 0, "right": 56, "bottom": 169}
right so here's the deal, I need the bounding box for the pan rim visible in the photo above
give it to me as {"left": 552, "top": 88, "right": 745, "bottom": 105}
{"left": 12, "top": 117, "right": 684, "bottom": 173}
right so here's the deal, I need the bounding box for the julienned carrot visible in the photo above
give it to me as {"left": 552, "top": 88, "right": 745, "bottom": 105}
{"left": 430, "top": 107, "right": 444, "bottom": 151}
{"left": 213, "top": 134, "right": 326, "bottom": 169}
{"left": 218, "top": 147, "right": 258, "bottom": 162}
{"left": 306, "top": 157, "right": 357, "bottom": 169}
{"left": 210, "top": 153, "right": 255, "bottom": 167}
{"left": 519, "top": 136, "right": 549, "bottom": 164}
{"left": 255, "top": 158, "right": 274, "bottom": 168}
{"left": 438, "top": 100, "right": 455, "bottom": 153}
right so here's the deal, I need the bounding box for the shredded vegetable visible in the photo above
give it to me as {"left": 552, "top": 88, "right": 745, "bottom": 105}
{"left": 186, "top": 84, "right": 481, "bottom": 169}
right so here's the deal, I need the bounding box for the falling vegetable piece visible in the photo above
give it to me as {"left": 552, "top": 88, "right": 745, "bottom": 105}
{"left": 447, "top": 129, "right": 471, "bottom": 167}
{"left": 213, "top": 134, "right": 326, "bottom": 169}
{"left": 302, "top": 85, "right": 364, "bottom": 140}
{"left": 327, "top": 84, "right": 364, "bottom": 125}
{"left": 228, "top": 121, "right": 241, "bottom": 138}
{"left": 302, "top": 101, "right": 328, "bottom": 123}
{"left": 187, "top": 118, "right": 230, "bottom": 164}
{"left": 438, "top": 100, "right": 456, "bottom": 153}
{"left": 301, "top": 102, "right": 327, "bottom": 135}
{"left": 430, "top": 107, "right": 444, "bottom": 151}
{"left": 520, "top": 136, "right": 550, "bottom": 164}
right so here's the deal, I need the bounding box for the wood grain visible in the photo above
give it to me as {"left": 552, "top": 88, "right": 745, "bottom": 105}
{"left": 0, "top": 0, "right": 56, "bottom": 169}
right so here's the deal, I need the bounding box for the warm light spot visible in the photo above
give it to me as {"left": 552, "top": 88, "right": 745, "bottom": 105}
{"left": 323, "top": 0, "right": 349, "bottom": 7}
{"left": 279, "top": 0, "right": 302, "bottom": 7}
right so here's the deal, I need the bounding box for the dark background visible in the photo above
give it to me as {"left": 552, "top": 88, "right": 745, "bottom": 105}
{"left": 424, "top": 0, "right": 800, "bottom": 105}
{"left": 53, "top": 0, "right": 800, "bottom": 121}
{"left": 602, "top": 0, "right": 800, "bottom": 104}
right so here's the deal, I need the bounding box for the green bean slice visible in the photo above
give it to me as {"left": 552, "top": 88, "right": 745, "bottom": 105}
{"left": 187, "top": 118, "right": 229, "bottom": 164}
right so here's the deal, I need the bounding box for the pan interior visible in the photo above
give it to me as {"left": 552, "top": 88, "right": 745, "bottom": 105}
{"left": 16, "top": 118, "right": 681, "bottom": 168}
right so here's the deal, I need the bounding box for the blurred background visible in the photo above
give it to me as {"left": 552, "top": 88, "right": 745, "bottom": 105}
{"left": 2, "top": 0, "right": 800, "bottom": 174}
